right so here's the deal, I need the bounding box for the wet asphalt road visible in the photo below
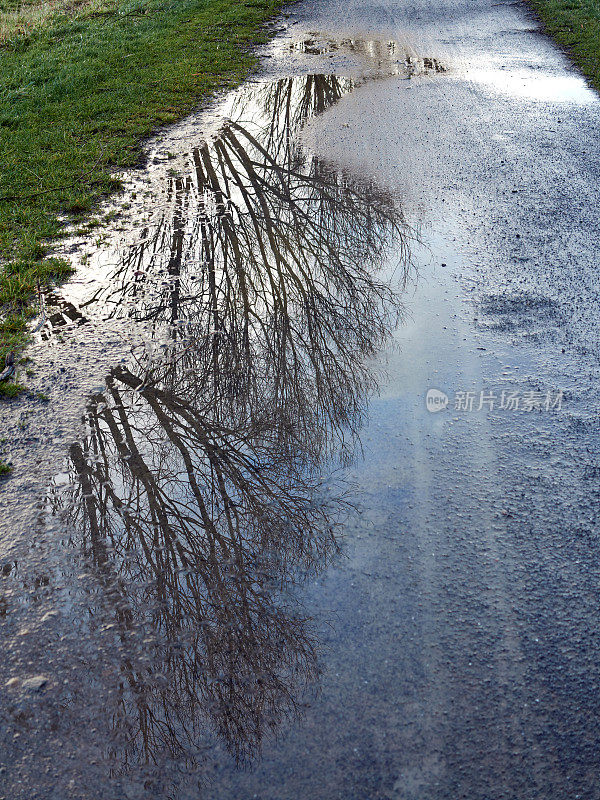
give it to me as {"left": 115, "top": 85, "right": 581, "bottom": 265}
{"left": 3, "top": 0, "right": 600, "bottom": 798}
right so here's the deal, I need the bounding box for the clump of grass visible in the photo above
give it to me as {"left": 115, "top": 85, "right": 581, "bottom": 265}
{"left": 528, "top": 0, "right": 600, "bottom": 90}
{"left": 0, "top": 460, "right": 11, "bottom": 476}
{"left": 0, "top": 0, "right": 283, "bottom": 364}
{"left": 0, "top": 381, "right": 25, "bottom": 398}
{"left": 0, "top": 258, "right": 74, "bottom": 361}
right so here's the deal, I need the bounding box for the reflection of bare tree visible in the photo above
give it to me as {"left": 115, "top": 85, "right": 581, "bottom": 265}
{"left": 82, "top": 74, "right": 411, "bottom": 453}
{"left": 48, "top": 71, "right": 413, "bottom": 783}
{"left": 61, "top": 362, "right": 336, "bottom": 769}
{"left": 84, "top": 75, "right": 409, "bottom": 324}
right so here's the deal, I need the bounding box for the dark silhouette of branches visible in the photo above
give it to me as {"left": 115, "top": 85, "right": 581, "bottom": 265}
{"left": 56, "top": 361, "right": 338, "bottom": 769}
{"left": 46, "top": 72, "right": 414, "bottom": 780}
{"left": 77, "top": 74, "right": 412, "bottom": 456}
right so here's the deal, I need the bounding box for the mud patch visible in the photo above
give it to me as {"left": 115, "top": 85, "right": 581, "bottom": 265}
{"left": 34, "top": 288, "right": 88, "bottom": 342}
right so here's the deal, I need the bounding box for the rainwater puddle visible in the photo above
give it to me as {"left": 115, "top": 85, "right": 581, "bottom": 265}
{"left": 44, "top": 39, "right": 445, "bottom": 332}
{"left": 5, "top": 8, "right": 600, "bottom": 798}
{"left": 50, "top": 74, "right": 409, "bottom": 326}
{"left": 0, "top": 38, "right": 449, "bottom": 798}
{"left": 289, "top": 34, "right": 446, "bottom": 76}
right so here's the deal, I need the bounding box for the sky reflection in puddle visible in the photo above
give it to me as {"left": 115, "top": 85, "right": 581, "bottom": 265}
{"left": 3, "top": 66, "right": 420, "bottom": 795}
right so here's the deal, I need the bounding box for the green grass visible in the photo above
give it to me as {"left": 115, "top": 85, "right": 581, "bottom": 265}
{"left": 528, "top": 0, "right": 600, "bottom": 88}
{"left": 0, "top": 0, "right": 283, "bottom": 365}
{"left": 0, "top": 460, "right": 11, "bottom": 475}
{"left": 0, "top": 380, "right": 24, "bottom": 397}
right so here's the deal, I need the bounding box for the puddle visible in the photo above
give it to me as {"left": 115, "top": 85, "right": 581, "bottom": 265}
{"left": 48, "top": 72, "right": 417, "bottom": 327}
{"left": 1, "top": 57, "right": 421, "bottom": 795}
{"left": 289, "top": 34, "right": 446, "bottom": 76}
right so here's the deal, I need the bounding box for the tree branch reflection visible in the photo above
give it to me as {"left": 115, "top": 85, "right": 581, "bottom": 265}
{"left": 65, "top": 369, "right": 336, "bottom": 768}
{"left": 50, "top": 72, "right": 414, "bottom": 780}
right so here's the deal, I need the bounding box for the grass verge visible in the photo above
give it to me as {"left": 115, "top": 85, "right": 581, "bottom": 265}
{"left": 528, "top": 0, "right": 600, "bottom": 88}
{"left": 0, "top": 0, "right": 283, "bottom": 367}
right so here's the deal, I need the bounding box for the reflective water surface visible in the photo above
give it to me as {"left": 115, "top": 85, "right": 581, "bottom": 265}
{"left": 6, "top": 0, "right": 600, "bottom": 796}
{"left": 1, "top": 65, "right": 416, "bottom": 797}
